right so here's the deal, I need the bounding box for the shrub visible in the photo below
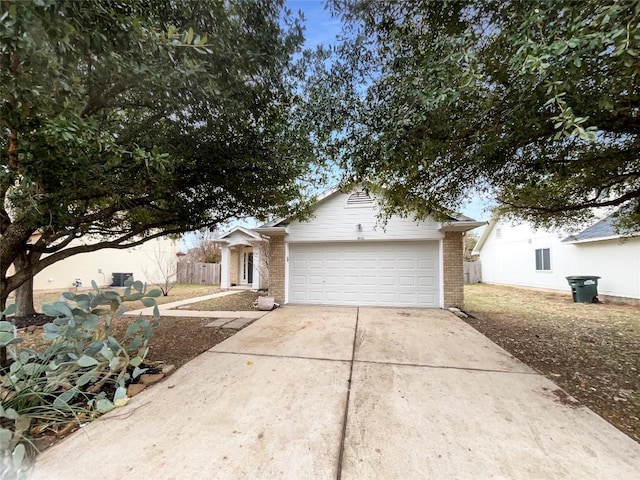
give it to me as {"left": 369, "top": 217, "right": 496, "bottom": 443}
{"left": 0, "top": 278, "right": 160, "bottom": 478}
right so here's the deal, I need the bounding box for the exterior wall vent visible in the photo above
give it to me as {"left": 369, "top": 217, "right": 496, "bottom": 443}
{"left": 346, "top": 191, "right": 374, "bottom": 207}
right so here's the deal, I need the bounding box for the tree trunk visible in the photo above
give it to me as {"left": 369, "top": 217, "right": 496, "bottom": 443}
{"left": 13, "top": 251, "right": 38, "bottom": 316}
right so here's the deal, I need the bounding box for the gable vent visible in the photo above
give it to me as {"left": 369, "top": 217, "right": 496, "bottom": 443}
{"left": 346, "top": 191, "right": 374, "bottom": 206}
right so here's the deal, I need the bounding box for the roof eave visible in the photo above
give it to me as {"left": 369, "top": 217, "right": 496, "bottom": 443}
{"left": 564, "top": 234, "right": 624, "bottom": 244}
{"left": 439, "top": 221, "right": 487, "bottom": 233}
{"left": 252, "top": 226, "right": 289, "bottom": 235}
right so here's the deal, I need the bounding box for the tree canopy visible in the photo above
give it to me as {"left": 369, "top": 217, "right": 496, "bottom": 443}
{"left": 315, "top": 0, "right": 640, "bottom": 231}
{"left": 0, "top": 0, "right": 315, "bottom": 309}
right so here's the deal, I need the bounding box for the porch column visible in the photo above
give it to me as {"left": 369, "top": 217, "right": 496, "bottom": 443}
{"left": 220, "top": 246, "right": 231, "bottom": 289}
{"left": 252, "top": 245, "right": 261, "bottom": 291}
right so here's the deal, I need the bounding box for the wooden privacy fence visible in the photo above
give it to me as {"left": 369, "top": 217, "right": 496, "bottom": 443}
{"left": 177, "top": 262, "right": 221, "bottom": 285}
{"left": 464, "top": 261, "right": 482, "bottom": 284}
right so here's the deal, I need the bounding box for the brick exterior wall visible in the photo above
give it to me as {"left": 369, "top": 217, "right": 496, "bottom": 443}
{"left": 268, "top": 235, "right": 286, "bottom": 303}
{"left": 229, "top": 249, "right": 239, "bottom": 285}
{"left": 443, "top": 231, "right": 464, "bottom": 307}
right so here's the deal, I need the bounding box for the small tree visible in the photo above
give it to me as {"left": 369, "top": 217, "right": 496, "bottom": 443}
{"left": 143, "top": 245, "right": 178, "bottom": 297}
{"left": 196, "top": 231, "right": 222, "bottom": 264}
{"left": 463, "top": 232, "right": 479, "bottom": 262}
{"left": 254, "top": 238, "right": 270, "bottom": 291}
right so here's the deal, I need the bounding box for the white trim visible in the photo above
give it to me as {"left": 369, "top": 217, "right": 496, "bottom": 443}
{"left": 439, "top": 238, "right": 445, "bottom": 308}
{"left": 567, "top": 234, "right": 624, "bottom": 244}
{"left": 284, "top": 241, "right": 290, "bottom": 304}
{"left": 220, "top": 247, "right": 231, "bottom": 289}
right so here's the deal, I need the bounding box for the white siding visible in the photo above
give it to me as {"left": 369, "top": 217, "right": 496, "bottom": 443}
{"left": 479, "top": 221, "right": 640, "bottom": 300}
{"left": 31, "top": 237, "right": 178, "bottom": 290}
{"left": 286, "top": 192, "right": 443, "bottom": 243}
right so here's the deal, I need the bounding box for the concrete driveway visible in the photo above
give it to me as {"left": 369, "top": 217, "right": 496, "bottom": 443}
{"left": 31, "top": 306, "right": 640, "bottom": 479}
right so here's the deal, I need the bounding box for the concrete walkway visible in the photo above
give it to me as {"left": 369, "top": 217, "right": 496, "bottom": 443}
{"left": 31, "top": 306, "right": 640, "bottom": 479}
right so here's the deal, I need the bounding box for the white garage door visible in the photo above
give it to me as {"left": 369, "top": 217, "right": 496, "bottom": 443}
{"left": 288, "top": 241, "right": 440, "bottom": 307}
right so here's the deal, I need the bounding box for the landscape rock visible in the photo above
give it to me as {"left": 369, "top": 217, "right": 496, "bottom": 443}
{"left": 139, "top": 373, "right": 164, "bottom": 386}
{"left": 127, "top": 383, "right": 147, "bottom": 397}
{"left": 161, "top": 364, "right": 176, "bottom": 377}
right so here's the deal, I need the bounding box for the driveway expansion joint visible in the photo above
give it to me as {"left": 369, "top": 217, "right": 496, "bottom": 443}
{"left": 354, "top": 358, "right": 537, "bottom": 375}
{"left": 336, "top": 306, "right": 359, "bottom": 480}
{"left": 207, "top": 349, "right": 349, "bottom": 364}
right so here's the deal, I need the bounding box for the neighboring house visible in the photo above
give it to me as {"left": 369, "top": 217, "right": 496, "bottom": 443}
{"left": 8, "top": 235, "right": 179, "bottom": 290}
{"left": 473, "top": 215, "right": 640, "bottom": 303}
{"left": 214, "top": 189, "right": 484, "bottom": 308}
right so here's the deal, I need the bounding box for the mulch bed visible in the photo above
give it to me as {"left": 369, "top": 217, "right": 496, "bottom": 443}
{"left": 11, "top": 313, "right": 54, "bottom": 329}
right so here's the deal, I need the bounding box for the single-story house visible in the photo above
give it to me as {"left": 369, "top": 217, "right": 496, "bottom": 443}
{"left": 473, "top": 215, "right": 640, "bottom": 303}
{"left": 8, "top": 235, "right": 179, "bottom": 291}
{"left": 214, "top": 189, "right": 484, "bottom": 308}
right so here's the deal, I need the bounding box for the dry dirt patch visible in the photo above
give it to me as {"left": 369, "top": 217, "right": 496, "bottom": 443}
{"left": 463, "top": 283, "right": 640, "bottom": 443}
{"left": 180, "top": 290, "right": 260, "bottom": 311}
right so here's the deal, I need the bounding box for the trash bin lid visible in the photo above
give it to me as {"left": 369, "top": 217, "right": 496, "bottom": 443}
{"left": 566, "top": 275, "right": 601, "bottom": 280}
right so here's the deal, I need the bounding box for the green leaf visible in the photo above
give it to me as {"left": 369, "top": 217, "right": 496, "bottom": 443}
{"left": 42, "top": 303, "right": 60, "bottom": 317}
{"left": 114, "top": 386, "right": 127, "bottom": 402}
{"left": 82, "top": 314, "right": 100, "bottom": 331}
{"left": 0, "top": 321, "right": 13, "bottom": 332}
{"left": 96, "top": 398, "right": 114, "bottom": 413}
{"left": 153, "top": 305, "right": 160, "bottom": 319}
{"left": 62, "top": 291, "right": 75, "bottom": 300}
{"left": 77, "top": 355, "right": 99, "bottom": 367}
{"left": 4, "top": 408, "right": 19, "bottom": 420}
{"left": 132, "top": 366, "right": 147, "bottom": 378}
{"left": 54, "top": 388, "right": 78, "bottom": 408}
{"left": 146, "top": 289, "right": 162, "bottom": 298}
{"left": 12, "top": 443, "right": 26, "bottom": 469}
{"left": 141, "top": 297, "right": 156, "bottom": 307}
{"left": 2, "top": 304, "right": 16, "bottom": 316}
{"left": 91, "top": 280, "right": 98, "bottom": 290}
{"left": 129, "top": 355, "right": 143, "bottom": 367}
{"left": 76, "top": 369, "right": 96, "bottom": 387}
{"left": 99, "top": 345, "right": 114, "bottom": 361}
{"left": 186, "top": 27, "right": 194, "bottom": 44}
{"left": 0, "top": 331, "right": 16, "bottom": 344}
{"left": 132, "top": 280, "right": 144, "bottom": 292}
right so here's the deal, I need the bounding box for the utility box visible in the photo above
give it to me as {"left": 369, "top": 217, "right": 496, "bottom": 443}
{"left": 111, "top": 272, "right": 133, "bottom": 287}
{"left": 566, "top": 276, "right": 600, "bottom": 303}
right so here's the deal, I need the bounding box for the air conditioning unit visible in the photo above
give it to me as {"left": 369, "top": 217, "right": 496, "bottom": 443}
{"left": 111, "top": 272, "right": 133, "bottom": 287}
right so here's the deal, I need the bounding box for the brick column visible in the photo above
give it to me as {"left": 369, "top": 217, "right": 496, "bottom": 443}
{"left": 268, "top": 235, "right": 286, "bottom": 303}
{"left": 443, "top": 231, "right": 464, "bottom": 307}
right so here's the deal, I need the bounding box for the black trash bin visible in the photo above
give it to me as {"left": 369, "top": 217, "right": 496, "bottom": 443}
{"left": 566, "top": 276, "right": 600, "bottom": 303}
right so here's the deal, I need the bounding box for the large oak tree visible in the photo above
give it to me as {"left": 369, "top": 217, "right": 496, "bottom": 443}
{"left": 315, "top": 0, "right": 639, "bottom": 230}
{"left": 1, "top": 0, "right": 316, "bottom": 312}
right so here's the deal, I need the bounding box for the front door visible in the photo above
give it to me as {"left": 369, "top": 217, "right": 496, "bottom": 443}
{"left": 242, "top": 251, "right": 254, "bottom": 284}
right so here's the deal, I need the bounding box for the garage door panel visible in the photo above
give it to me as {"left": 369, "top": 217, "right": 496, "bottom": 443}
{"left": 361, "top": 259, "right": 377, "bottom": 270}
{"left": 418, "top": 277, "right": 435, "bottom": 287}
{"left": 379, "top": 260, "right": 395, "bottom": 269}
{"left": 398, "top": 276, "right": 416, "bottom": 286}
{"left": 288, "top": 241, "right": 440, "bottom": 307}
{"left": 379, "top": 276, "right": 396, "bottom": 286}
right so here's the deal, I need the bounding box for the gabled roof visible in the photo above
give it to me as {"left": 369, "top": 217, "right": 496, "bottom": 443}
{"left": 259, "top": 187, "right": 484, "bottom": 232}
{"left": 562, "top": 214, "right": 631, "bottom": 243}
{"left": 217, "top": 226, "right": 262, "bottom": 240}
{"left": 213, "top": 226, "right": 264, "bottom": 246}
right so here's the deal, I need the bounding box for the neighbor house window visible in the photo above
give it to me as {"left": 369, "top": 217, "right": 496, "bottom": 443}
{"left": 535, "top": 248, "right": 551, "bottom": 271}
